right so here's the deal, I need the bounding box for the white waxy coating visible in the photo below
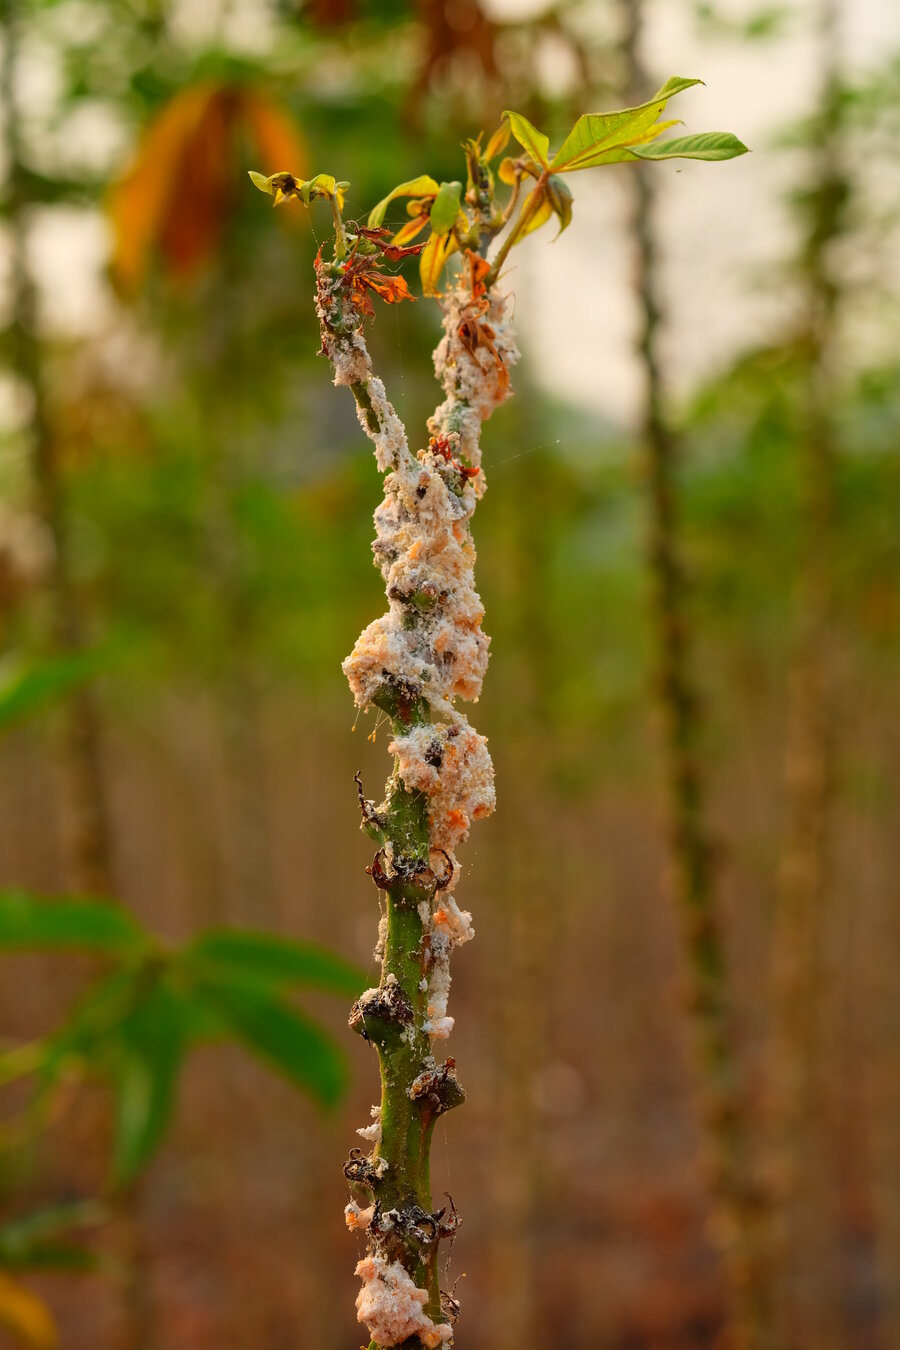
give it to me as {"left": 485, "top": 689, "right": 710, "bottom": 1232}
{"left": 318, "top": 260, "right": 518, "bottom": 1341}
{"left": 355, "top": 1254, "right": 453, "bottom": 1347}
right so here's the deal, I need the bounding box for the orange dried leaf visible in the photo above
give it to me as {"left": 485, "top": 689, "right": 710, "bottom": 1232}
{"left": 361, "top": 272, "right": 416, "bottom": 305}
{"left": 109, "top": 81, "right": 306, "bottom": 294}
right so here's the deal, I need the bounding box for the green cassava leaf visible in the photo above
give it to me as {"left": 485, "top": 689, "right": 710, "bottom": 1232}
{"left": 194, "top": 978, "right": 347, "bottom": 1108}
{"left": 368, "top": 176, "right": 440, "bottom": 229}
{"left": 429, "top": 181, "right": 462, "bottom": 237}
{"left": 0, "top": 892, "right": 145, "bottom": 956}
{"left": 550, "top": 76, "right": 703, "bottom": 171}
{"left": 503, "top": 110, "right": 550, "bottom": 168}
{"left": 0, "top": 652, "right": 103, "bottom": 735}
{"left": 0, "top": 1203, "right": 106, "bottom": 1273}
{"left": 184, "top": 929, "right": 365, "bottom": 998}
{"left": 109, "top": 982, "right": 188, "bottom": 1185}
{"left": 629, "top": 130, "right": 750, "bottom": 161}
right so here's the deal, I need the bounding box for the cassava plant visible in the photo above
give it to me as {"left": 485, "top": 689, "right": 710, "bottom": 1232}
{"left": 251, "top": 80, "right": 746, "bottom": 1348}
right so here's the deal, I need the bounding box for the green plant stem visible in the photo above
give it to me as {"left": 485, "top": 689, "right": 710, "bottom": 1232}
{"left": 768, "top": 0, "right": 843, "bottom": 1340}
{"left": 621, "top": 2, "right": 771, "bottom": 1345}
{"left": 485, "top": 169, "right": 548, "bottom": 287}
{"left": 325, "top": 337, "right": 461, "bottom": 1339}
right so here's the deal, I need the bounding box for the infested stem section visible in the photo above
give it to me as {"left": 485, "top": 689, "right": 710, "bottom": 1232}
{"left": 315, "top": 246, "right": 516, "bottom": 1346}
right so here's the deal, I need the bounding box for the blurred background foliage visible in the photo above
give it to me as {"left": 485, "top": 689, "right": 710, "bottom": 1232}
{"left": 0, "top": 0, "right": 898, "bottom": 1346}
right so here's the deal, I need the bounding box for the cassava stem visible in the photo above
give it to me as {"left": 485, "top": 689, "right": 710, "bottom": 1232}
{"left": 314, "top": 247, "right": 516, "bottom": 1345}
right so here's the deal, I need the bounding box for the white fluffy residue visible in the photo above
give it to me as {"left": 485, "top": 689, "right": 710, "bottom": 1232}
{"left": 345, "top": 1201, "right": 375, "bottom": 1231}
{"left": 320, "top": 269, "right": 516, "bottom": 1070}
{"left": 355, "top": 1254, "right": 452, "bottom": 1347}
{"left": 389, "top": 720, "right": 495, "bottom": 853}
{"left": 357, "top": 1104, "right": 382, "bottom": 1144}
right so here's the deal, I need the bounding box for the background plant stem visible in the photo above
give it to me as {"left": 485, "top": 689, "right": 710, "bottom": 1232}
{"left": 1, "top": 0, "right": 113, "bottom": 899}
{"left": 621, "top": 2, "right": 772, "bottom": 1344}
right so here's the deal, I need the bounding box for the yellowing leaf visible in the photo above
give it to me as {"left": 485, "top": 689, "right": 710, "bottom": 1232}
{"left": 0, "top": 1275, "right": 58, "bottom": 1349}
{"left": 485, "top": 121, "right": 511, "bottom": 160}
{"left": 497, "top": 157, "right": 518, "bottom": 186}
{"left": 503, "top": 110, "right": 550, "bottom": 168}
{"left": 549, "top": 76, "right": 703, "bottom": 172}
{"left": 367, "top": 176, "right": 440, "bottom": 230}
{"left": 391, "top": 216, "right": 429, "bottom": 247}
{"left": 420, "top": 231, "right": 458, "bottom": 296}
{"left": 515, "top": 185, "right": 553, "bottom": 241}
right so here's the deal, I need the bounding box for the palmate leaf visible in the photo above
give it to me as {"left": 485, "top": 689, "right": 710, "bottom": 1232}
{"left": 630, "top": 131, "right": 749, "bottom": 161}
{"left": 194, "top": 977, "right": 347, "bottom": 1108}
{"left": 0, "top": 892, "right": 145, "bottom": 956}
{"left": 549, "top": 77, "right": 704, "bottom": 172}
{"left": 184, "top": 929, "right": 364, "bottom": 998}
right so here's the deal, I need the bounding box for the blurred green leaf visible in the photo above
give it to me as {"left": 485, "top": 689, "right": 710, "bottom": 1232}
{"left": 185, "top": 928, "right": 365, "bottom": 998}
{"left": 195, "top": 978, "right": 347, "bottom": 1107}
{"left": 0, "top": 653, "right": 101, "bottom": 736}
{"left": 109, "top": 982, "right": 188, "bottom": 1185}
{"left": 0, "top": 1203, "right": 106, "bottom": 1274}
{"left": 0, "top": 893, "right": 146, "bottom": 956}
